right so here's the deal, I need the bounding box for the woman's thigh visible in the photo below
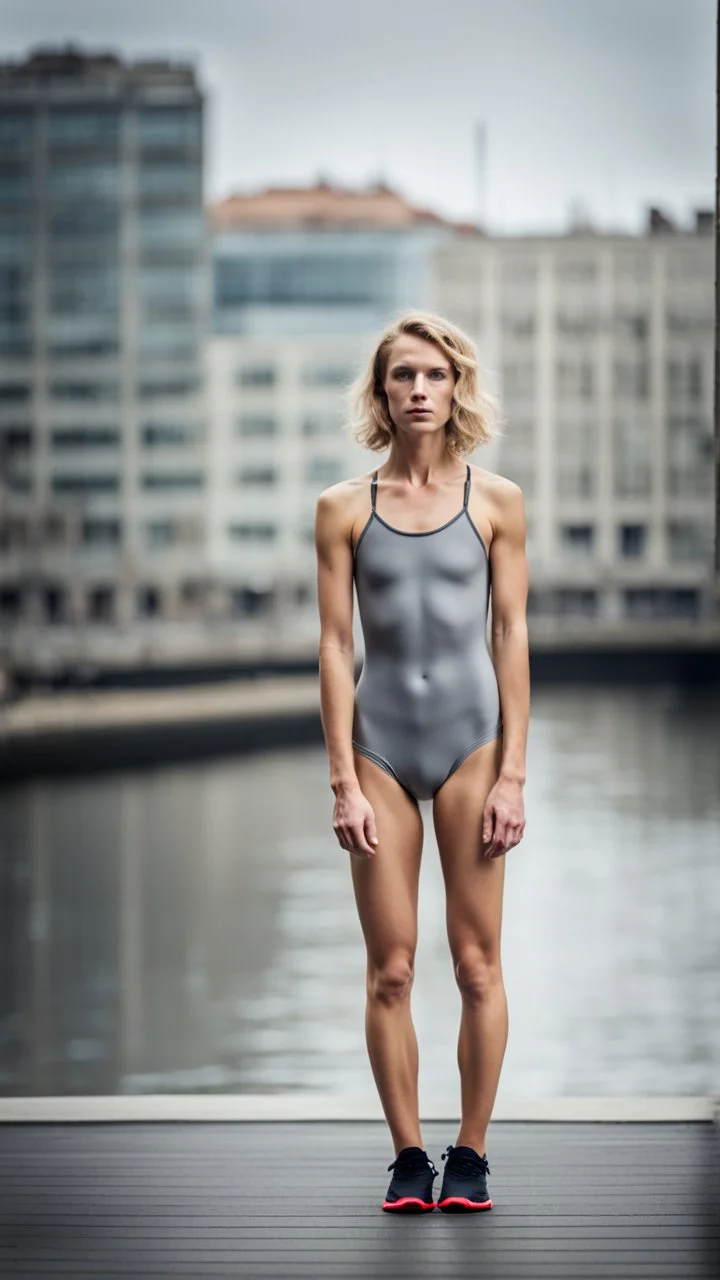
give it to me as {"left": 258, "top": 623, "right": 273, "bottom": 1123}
{"left": 432, "top": 736, "right": 506, "bottom": 962}
{"left": 348, "top": 749, "right": 424, "bottom": 966}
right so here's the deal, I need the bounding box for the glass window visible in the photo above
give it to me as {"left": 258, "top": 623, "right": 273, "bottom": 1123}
{"left": 50, "top": 380, "right": 120, "bottom": 401}
{"left": 52, "top": 427, "right": 119, "bottom": 449}
{"left": 0, "top": 165, "right": 31, "bottom": 202}
{"left": 559, "top": 523, "right": 595, "bottom": 557}
{"left": 302, "top": 364, "right": 354, "bottom": 387}
{"left": 52, "top": 474, "right": 119, "bottom": 494}
{"left": 139, "top": 211, "right": 204, "bottom": 248}
{"left": 613, "top": 417, "right": 652, "bottom": 497}
{"left": 0, "top": 111, "right": 34, "bottom": 155}
{"left": 49, "top": 264, "right": 120, "bottom": 315}
{"left": 301, "top": 412, "right": 344, "bottom": 436}
{"left": 142, "top": 422, "right": 202, "bottom": 446}
{"left": 87, "top": 584, "right": 115, "bottom": 622}
{"left": 237, "top": 365, "right": 276, "bottom": 388}
{"left": 138, "top": 107, "right": 202, "bottom": 149}
{"left": 228, "top": 522, "right": 277, "bottom": 543}
{"left": 46, "top": 163, "right": 120, "bottom": 199}
{"left": 47, "top": 110, "right": 120, "bottom": 146}
{"left": 146, "top": 520, "right": 174, "bottom": 548}
{"left": 501, "top": 360, "right": 535, "bottom": 399}
{"left": 215, "top": 254, "right": 390, "bottom": 308}
{"left": 236, "top": 465, "right": 278, "bottom": 486}
{"left": 618, "top": 523, "right": 647, "bottom": 558}
{"left": 553, "top": 589, "right": 598, "bottom": 619}
{"left": 138, "top": 376, "right": 200, "bottom": 398}
{"left": 0, "top": 384, "right": 31, "bottom": 402}
{"left": 236, "top": 414, "right": 278, "bottom": 438}
{"left": 614, "top": 359, "right": 649, "bottom": 399}
{"left": 556, "top": 360, "right": 595, "bottom": 400}
{"left": 666, "top": 520, "right": 711, "bottom": 563}
{"left": 624, "top": 588, "right": 699, "bottom": 620}
{"left": 141, "top": 471, "right": 204, "bottom": 491}
{"left": 82, "top": 518, "right": 121, "bottom": 547}
{"left": 138, "top": 165, "right": 201, "bottom": 200}
{"left": 305, "top": 456, "right": 344, "bottom": 485}
{"left": 666, "top": 416, "right": 713, "bottom": 496}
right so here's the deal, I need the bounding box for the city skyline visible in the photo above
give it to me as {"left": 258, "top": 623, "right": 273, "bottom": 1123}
{"left": 1, "top": 0, "right": 714, "bottom": 233}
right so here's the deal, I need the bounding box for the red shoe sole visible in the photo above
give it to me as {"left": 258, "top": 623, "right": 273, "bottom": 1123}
{"left": 437, "top": 1196, "right": 492, "bottom": 1212}
{"left": 382, "top": 1197, "right": 436, "bottom": 1212}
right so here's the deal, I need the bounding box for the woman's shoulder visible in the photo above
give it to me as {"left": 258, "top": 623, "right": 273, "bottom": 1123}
{"left": 469, "top": 463, "right": 525, "bottom": 503}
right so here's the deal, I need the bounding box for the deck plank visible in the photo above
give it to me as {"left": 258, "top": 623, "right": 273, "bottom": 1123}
{"left": 0, "top": 1120, "right": 717, "bottom": 1278}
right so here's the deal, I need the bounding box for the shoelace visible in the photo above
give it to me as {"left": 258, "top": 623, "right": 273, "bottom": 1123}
{"left": 441, "top": 1145, "right": 491, "bottom": 1177}
{"left": 387, "top": 1152, "right": 438, "bottom": 1178}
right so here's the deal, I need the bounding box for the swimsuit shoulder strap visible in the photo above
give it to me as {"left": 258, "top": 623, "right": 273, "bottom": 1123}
{"left": 463, "top": 463, "right": 471, "bottom": 510}
{"left": 371, "top": 470, "right": 378, "bottom": 512}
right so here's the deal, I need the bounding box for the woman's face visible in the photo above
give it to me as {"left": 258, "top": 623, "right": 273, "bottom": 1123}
{"left": 382, "top": 334, "right": 456, "bottom": 437}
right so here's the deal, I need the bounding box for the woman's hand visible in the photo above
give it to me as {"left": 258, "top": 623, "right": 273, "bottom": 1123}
{"left": 332, "top": 784, "right": 379, "bottom": 859}
{"left": 482, "top": 777, "right": 526, "bottom": 859}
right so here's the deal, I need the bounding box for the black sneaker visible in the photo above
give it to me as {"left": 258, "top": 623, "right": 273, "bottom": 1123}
{"left": 382, "top": 1145, "right": 438, "bottom": 1212}
{"left": 437, "top": 1144, "right": 492, "bottom": 1212}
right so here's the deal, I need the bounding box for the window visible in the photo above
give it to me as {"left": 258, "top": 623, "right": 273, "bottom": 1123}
{"left": 230, "top": 586, "right": 274, "bottom": 617}
{"left": 556, "top": 311, "right": 599, "bottom": 337}
{"left": 552, "top": 589, "right": 598, "bottom": 619}
{"left": 82, "top": 518, "right": 121, "bottom": 547}
{"left": 142, "top": 422, "right": 202, "bottom": 446}
{"left": 228, "top": 522, "right": 278, "bottom": 544}
{"left": 236, "top": 465, "right": 278, "bottom": 487}
{"left": 87, "top": 585, "right": 115, "bottom": 623}
{"left": 138, "top": 585, "right": 161, "bottom": 618}
{"left": 501, "top": 361, "right": 535, "bottom": 399}
{"left": 46, "top": 162, "right": 120, "bottom": 199}
{"left": 0, "top": 384, "right": 31, "bottom": 402}
{"left": 146, "top": 520, "right": 174, "bottom": 549}
{"left": 0, "top": 111, "right": 34, "bottom": 156}
{"left": 138, "top": 165, "right": 201, "bottom": 201}
{"left": 667, "top": 358, "right": 704, "bottom": 401}
{"left": 624, "top": 589, "right": 699, "bottom": 620}
{"left": 613, "top": 417, "right": 652, "bottom": 497}
{"left": 139, "top": 211, "right": 204, "bottom": 249}
{"left": 215, "top": 254, "right": 391, "bottom": 308}
{"left": 138, "top": 107, "right": 202, "bottom": 149}
{"left": 302, "top": 364, "right": 354, "bottom": 387}
{"left": 236, "top": 414, "right": 278, "bottom": 438}
{"left": 236, "top": 365, "right": 276, "bottom": 388}
{"left": 618, "top": 523, "right": 647, "bottom": 558}
{"left": 52, "top": 474, "right": 119, "bottom": 494}
{"left": 141, "top": 472, "right": 204, "bottom": 491}
{"left": 556, "top": 416, "right": 597, "bottom": 498}
{"left": 666, "top": 520, "right": 711, "bottom": 563}
{"left": 613, "top": 312, "right": 649, "bottom": 341}
{"left": 50, "top": 381, "right": 120, "bottom": 402}
{"left": 305, "top": 457, "right": 344, "bottom": 485}
{"left": 556, "top": 360, "right": 595, "bottom": 401}
{"left": 559, "top": 524, "right": 595, "bottom": 558}
{"left": 0, "top": 585, "right": 22, "bottom": 620}
{"left": 614, "top": 359, "right": 649, "bottom": 399}
{"left": 47, "top": 110, "right": 120, "bottom": 147}
{"left": 301, "top": 412, "right": 344, "bottom": 437}
{"left": 501, "top": 313, "right": 536, "bottom": 338}
{"left": 138, "top": 376, "right": 200, "bottom": 398}
{"left": 52, "top": 427, "right": 119, "bottom": 449}
{"left": 666, "top": 416, "right": 713, "bottom": 496}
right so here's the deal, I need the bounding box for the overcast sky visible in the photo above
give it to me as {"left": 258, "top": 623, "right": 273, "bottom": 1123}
{"left": 3, "top": 0, "right": 715, "bottom": 232}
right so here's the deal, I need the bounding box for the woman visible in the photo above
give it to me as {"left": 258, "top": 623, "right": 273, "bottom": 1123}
{"left": 315, "top": 312, "right": 529, "bottom": 1212}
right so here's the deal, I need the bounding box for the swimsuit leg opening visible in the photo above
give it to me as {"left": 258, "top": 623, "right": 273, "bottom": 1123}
{"left": 432, "top": 720, "right": 504, "bottom": 797}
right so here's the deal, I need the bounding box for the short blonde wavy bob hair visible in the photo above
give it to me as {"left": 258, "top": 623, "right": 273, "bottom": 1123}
{"left": 346, "top": 311, "right": 502, "bottom": 458}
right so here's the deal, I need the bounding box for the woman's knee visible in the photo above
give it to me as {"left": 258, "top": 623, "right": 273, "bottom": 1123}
{"left": 367, "top": 952, "right": 415, "bottom": 1005}
{"left": 453, "top": 946, "right": 502, "bottom": 1004}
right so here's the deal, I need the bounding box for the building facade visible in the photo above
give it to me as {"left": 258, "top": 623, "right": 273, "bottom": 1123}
{"left": 433, "top": 216, "right": 716, "bottom": 625}
{"left": 0, "top": 48, "right": 207, "bottom": 638}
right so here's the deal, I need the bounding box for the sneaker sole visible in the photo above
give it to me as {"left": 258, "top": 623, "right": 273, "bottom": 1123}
{"left": 382, "top": 1197, "right": 436, "bottom": 1212}
{"left": 437, "top": 1196, "right": 492, "bottom": 1212}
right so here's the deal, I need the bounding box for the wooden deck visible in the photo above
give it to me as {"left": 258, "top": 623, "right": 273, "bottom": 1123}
{"left": 0, "top": 1120, "right": 718, "bottom": 1278}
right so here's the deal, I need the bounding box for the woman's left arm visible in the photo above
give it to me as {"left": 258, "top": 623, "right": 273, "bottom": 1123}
{"left": 483, "top": 480, "right": 530, "bottom": 859}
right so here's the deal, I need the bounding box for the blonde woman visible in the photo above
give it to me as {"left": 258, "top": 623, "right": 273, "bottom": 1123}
{"left": 315, "top": 312, "right": 529, "bottom": 1212}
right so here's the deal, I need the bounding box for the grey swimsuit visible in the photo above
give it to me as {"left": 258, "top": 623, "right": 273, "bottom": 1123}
{"left": 351, "top": 464, "right": 503, "bottom": 803}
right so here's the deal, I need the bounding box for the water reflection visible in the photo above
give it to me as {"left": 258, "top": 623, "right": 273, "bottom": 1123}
{"left": 0, "top": 684, "right": 718, "bottom": 1097}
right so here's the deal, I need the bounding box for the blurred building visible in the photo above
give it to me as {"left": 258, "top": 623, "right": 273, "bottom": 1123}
{"left": 433, "top": 210, "right": 717, "bottom": 625}
{"left": 206, "top": 181, "right": 461, "bottom": 631}
{"left": 0, "top": 48, "right": 207, "bottom": 639}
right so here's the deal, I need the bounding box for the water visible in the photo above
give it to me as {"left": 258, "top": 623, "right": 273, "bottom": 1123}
{"left": 0, "top": 684, "right": 718, "bottom": 1099}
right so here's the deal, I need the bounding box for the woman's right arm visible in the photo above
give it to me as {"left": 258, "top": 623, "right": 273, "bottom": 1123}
{"left": 315, "top": 488, "right": 378, "bottom": 859}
